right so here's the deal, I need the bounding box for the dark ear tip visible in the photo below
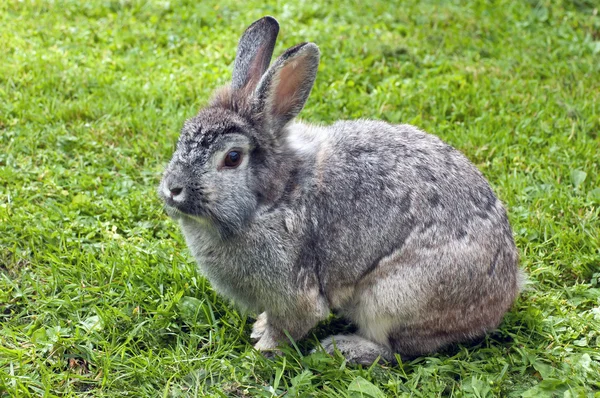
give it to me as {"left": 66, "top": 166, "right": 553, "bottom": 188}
{"left": 248, "top": 16, "right": 280, "bottom": 33}
{"left": 262, "top": 16, "right": 279, "bottom": 26}
{"left": 283, "top": 42, "right": 320, "bottom": 61}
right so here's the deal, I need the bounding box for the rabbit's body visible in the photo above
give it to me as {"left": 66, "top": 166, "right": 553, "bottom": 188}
{"left": 160, "top": 17, "right": 521, "bottom": 364}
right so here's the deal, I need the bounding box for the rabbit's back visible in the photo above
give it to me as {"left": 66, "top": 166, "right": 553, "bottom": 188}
{"left": 296, "top": 120, "right": 519, "bottom": 312}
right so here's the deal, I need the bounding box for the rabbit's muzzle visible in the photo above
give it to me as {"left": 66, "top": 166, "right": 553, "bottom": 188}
{"left": 159, "top": 165, "right": 215, "bottom": 223}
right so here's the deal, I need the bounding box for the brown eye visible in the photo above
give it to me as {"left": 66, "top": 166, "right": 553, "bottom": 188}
{"left": 223, "top": 150, "right": 242, "bottom": 168}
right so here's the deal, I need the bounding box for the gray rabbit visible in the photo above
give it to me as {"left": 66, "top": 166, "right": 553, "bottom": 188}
{"left": 158, "top": 16, "right": 523, "bottom": 365}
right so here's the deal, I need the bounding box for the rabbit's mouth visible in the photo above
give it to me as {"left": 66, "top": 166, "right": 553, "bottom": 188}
{"left": 163, "top": 204, "right": 184, "bottom": 220}
{"left": 163, "top": 204, "right": 212, "bottom": 225}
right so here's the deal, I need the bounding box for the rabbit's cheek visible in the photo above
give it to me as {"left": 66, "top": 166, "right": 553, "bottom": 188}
{"left": 200, "top": 186, "right": 219, "bottom": 203}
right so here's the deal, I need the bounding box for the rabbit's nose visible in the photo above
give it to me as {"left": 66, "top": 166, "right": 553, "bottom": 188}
{"left": 169, "top": 185, "right": 184, "bottom": 199}
{"left": 169, "top": 186, "right": 183, "bottom": 197}
{"left": 162, "top": 175, "right": 185, "bottom": 201}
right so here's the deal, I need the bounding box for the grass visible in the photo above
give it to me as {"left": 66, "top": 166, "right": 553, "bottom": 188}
{"left": 1, "top": 0, "right": 599, "bottom": 396}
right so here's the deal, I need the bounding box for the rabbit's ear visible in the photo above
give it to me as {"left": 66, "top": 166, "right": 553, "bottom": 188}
{"left": 231, "top": 16, "right": 279, "bottom": 91}
{"left": 254, "top": 43, "right": 320, "bottom": 135}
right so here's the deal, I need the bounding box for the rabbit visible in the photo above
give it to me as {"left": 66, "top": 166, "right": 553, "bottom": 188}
{"left": 158, "top": 16, "right": 523, "bottom": 365}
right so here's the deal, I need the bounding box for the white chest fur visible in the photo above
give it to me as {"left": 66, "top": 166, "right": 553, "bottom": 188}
{"left": 178, "top": 215, "right": 299, "bottom": 313}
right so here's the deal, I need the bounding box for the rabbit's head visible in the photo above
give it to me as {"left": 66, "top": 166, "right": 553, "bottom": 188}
{"left": 159, "top": 17, "right": 319, "bottom": 235}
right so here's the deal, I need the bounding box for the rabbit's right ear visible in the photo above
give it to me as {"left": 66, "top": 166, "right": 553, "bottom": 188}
{"left": 254, "top": 43, "right": 320, "bottom": 136}
{"left": 231, "top": 16, "right": 279, "bottom": 91}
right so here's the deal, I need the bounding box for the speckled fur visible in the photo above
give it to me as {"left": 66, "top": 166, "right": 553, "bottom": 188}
{"left": 158, "top": 17, "right": 523, "bottom": 365}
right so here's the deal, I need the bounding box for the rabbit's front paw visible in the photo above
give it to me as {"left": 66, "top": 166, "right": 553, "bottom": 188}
{"left": 254, "top": 329, "right": 279, "bottom": 351}
{"left": 250, "top": 312, "right": 268, "bottom": 341}
{"left": 254, "top": 328, "right": 284, "bottom": 358}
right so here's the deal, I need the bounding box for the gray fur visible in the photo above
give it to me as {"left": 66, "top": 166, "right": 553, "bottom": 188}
{"left": 158, "top": 17, "right": 522, "bottom": 364}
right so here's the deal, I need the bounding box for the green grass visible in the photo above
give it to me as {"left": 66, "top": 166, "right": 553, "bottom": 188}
{"left": 1, "top": 0, "right": 599, "bottom": 396}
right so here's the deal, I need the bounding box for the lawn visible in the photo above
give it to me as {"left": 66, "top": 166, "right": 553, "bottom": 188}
{"left": 1, "top": 0, "right": 599, "bottom": 396}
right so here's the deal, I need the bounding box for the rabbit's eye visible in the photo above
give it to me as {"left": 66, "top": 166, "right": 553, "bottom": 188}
{"left": 223, "top": 150, "right": 242, "bottom": 168}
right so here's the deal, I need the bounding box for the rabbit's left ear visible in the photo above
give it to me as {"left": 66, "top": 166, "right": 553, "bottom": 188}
{"left": 254, "top": 43, "right": 320, "bottom": 136}
{"left": 232, "top": 16, "right": 279, "bottom": 91}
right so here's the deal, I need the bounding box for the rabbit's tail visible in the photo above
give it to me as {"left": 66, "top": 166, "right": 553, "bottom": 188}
{"left": 317, "top": 334, "right": 397, "bottom": 365}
